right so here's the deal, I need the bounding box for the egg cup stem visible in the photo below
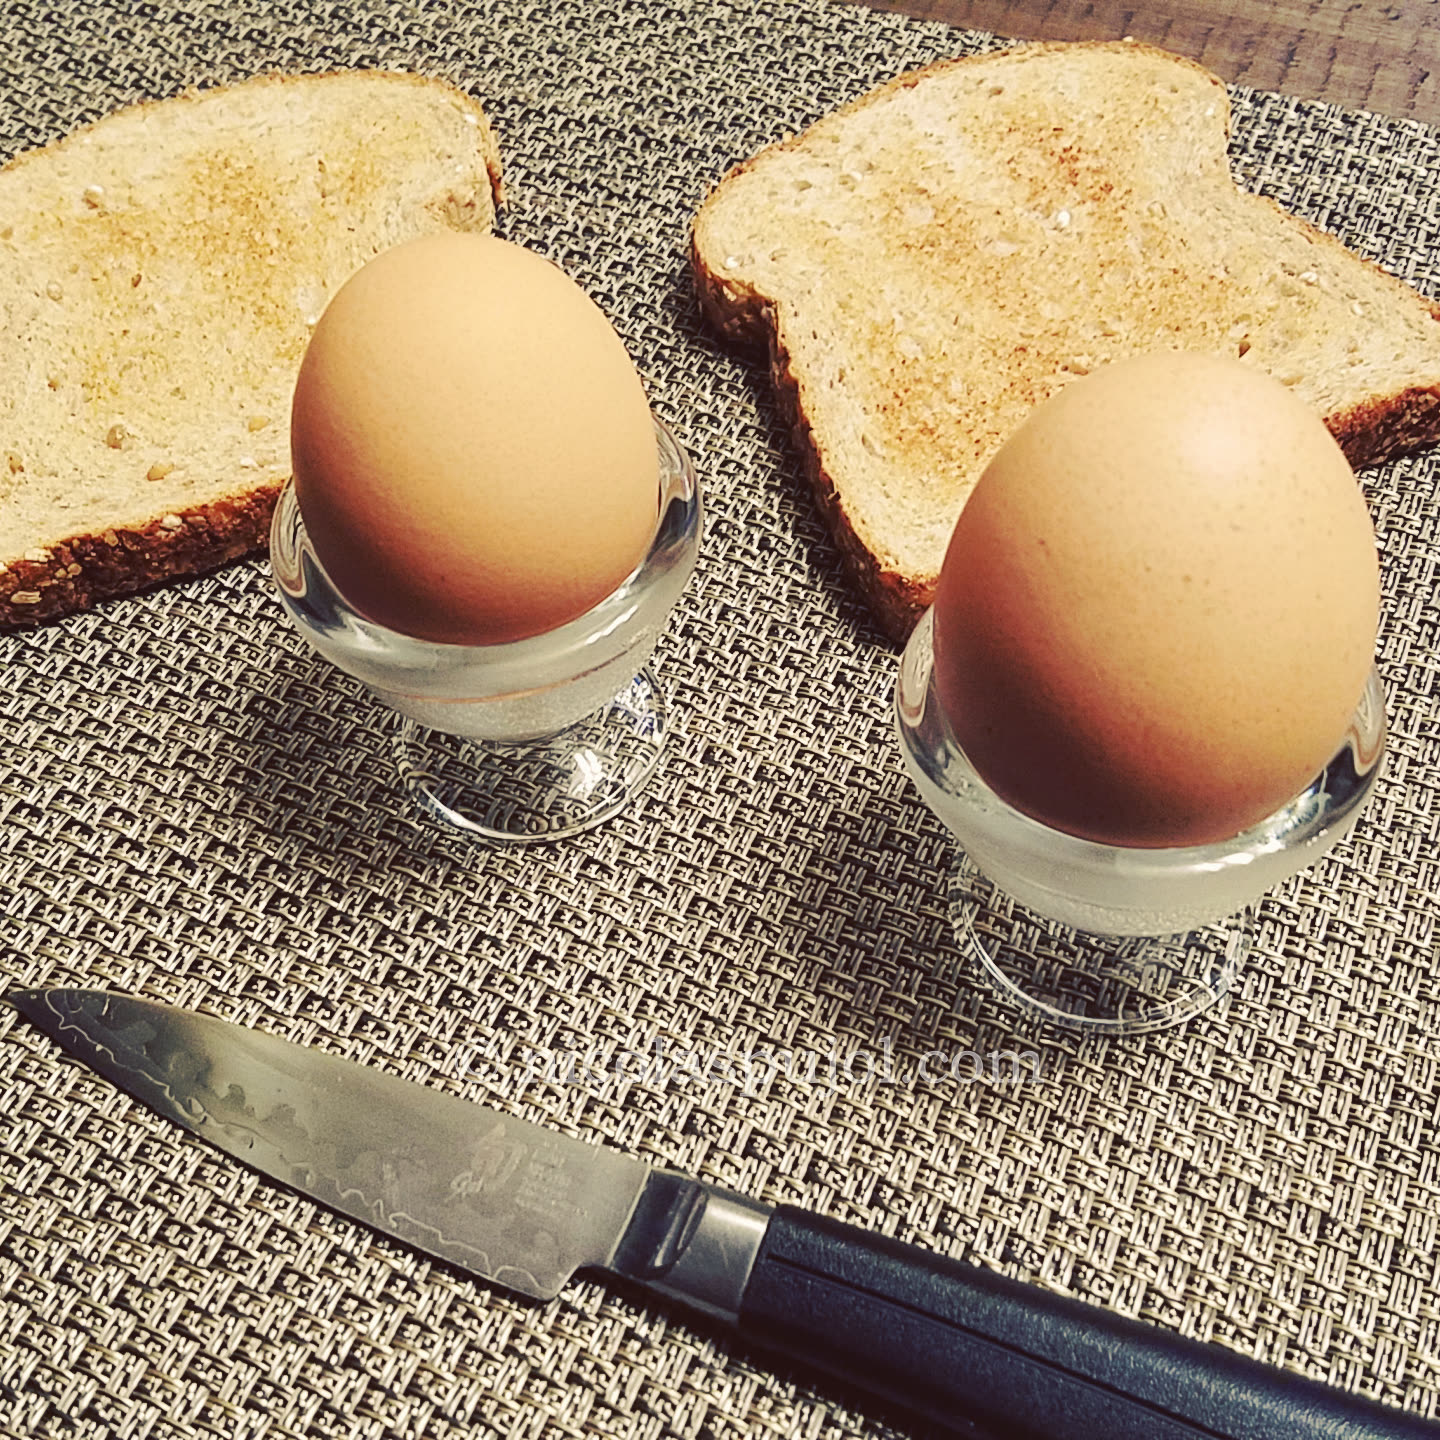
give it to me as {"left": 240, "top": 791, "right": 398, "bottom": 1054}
{"left": 945, "top": 852, "right": 1247, "bottom": 1034}
{"left": 392, "top": 665, "right": 666, "bottom": 844}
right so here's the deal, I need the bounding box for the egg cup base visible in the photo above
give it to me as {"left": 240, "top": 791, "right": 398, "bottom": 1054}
{"left": 945, "top": 851, "right": 1247, "bottom": 1035}
{"left": 393, "top": 664, "right": 666, "bottom": 844}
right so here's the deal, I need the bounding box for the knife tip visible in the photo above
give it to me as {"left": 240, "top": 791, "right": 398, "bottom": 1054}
{"left": 6, "top": 988, "right": 51, "bottom": 1019}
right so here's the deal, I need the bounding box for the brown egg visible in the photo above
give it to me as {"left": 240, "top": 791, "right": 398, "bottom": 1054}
{"left": 290, "top": 232, "right": 659, "bottom": 645}
{"left": 932, "top": 351, "right": 1381, "bottom": 848}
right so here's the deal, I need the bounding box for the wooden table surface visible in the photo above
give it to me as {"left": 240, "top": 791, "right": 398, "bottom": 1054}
{"left": 843, "top": 0, "right": 1440, "bottom": 127}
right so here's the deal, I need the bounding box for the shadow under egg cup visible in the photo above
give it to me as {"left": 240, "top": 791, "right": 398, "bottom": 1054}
{"left": 271, "top": 416, "right": 701, "bottom": 844}
{"left": 895, "top": 609, "right": 1386, "bottom": 1035}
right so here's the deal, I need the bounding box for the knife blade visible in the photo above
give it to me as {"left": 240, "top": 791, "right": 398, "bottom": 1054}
{"left": 10, "top": 988, "right": 1437, "bottom": 1440}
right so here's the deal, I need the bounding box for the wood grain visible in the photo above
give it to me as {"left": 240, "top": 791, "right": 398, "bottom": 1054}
{"left": 839, "top": 0, "right": 1440, "bottom": 126}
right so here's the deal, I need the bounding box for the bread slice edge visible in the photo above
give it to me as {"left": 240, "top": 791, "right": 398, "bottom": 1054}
{"left": 1, "top": 68, "right": 504, "bottom": 629}
{"left": 691, "top": 40, "right": 1440, "bottom": 644}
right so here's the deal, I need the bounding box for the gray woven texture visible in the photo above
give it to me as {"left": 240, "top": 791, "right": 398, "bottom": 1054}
{"left": 3, "top": 0, "right": 1439, "bottom": 1436}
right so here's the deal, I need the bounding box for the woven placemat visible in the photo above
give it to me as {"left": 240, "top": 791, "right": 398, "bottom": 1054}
{"left": 3, "top": 1, "right": 1438, "bottom": 1436}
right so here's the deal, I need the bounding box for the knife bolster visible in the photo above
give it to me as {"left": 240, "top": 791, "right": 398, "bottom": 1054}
{"left": 611, "top": 1171, "right": 772, "bottom": 1324}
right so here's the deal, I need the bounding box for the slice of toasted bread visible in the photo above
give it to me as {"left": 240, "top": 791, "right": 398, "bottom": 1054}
{"left": 691, "top": 40, "right": 1440, "bottom": 643}
{"left": 0, "top": 69, "right": 503, "bottom": 628}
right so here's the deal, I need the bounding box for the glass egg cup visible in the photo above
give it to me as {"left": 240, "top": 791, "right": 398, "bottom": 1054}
{"left": 895, "top": 609, "right": 1386, "bottom": 1035}
{"left": 270, "top": 416, "right": 701, "bottom": 844}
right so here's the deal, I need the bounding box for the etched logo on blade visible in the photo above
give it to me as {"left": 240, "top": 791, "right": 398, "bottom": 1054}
{"left": 448, "top": 1119, "right": 589, "bottom": 1227}
{"left": 450, "top": 1119, "right": 526, "bottom": 1200}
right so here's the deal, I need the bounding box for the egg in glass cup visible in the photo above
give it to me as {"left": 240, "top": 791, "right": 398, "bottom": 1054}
{"left": 897, "top": 610, "right": 1385, "bottom": 1034}
{"left": 270, "top": 233, "right": 700, "bottom": 843}
{"left": 894, "top": 353, "right": 1386, "bottom": 1033}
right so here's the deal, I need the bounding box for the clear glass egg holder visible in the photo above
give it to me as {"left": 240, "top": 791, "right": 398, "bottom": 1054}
{"left": 895, "top": 608, "right": 1387, "bottom": 1034}
{"left": 271, "top": 416, "right": 701, "bottom": 843}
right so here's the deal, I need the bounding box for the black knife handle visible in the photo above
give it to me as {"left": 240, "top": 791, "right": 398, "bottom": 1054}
{"left": 737, "top": 1206, "right": 1440, "bottom": 1440}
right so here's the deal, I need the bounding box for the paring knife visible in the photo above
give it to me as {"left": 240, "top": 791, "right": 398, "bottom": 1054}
{"left": 11, "top": 990, "right": 1438, "bottom": 1440}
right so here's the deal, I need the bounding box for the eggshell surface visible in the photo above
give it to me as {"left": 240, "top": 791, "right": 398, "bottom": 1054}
{"left": 931, "top": 351, "right": 1381, "bottom": 848}
{"left": 290, "top": 232, "right": 659, "bottom": 645}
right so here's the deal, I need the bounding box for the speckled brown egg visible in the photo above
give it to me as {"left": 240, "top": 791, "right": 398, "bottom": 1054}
{"left": 932, "top": 350, "right": 1381, "bottom": 848}
{"left": 290, "top": 232, "right": 659, "bottom": 646}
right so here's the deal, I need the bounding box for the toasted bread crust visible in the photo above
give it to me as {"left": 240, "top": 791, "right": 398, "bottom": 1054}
{"left": 1, "top": 69, "right": 503, "bottom": 630}
{"left": 0, "top": 485, "right": 281, "bottom": 624}
{"left": 692, "top": 40, "right": 1440, "bottom": 644}
{"left": 759, "top": 306, "right": 931, "bottom": 644}
{"left": 1250, "top": 201, "right": 1440, "bottom": 469}
{"left": 690, "top": 236, "right": 928, "bottom": 640}
{"left": 1329, "top": 386, "right": 1440, "bottom": 469}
